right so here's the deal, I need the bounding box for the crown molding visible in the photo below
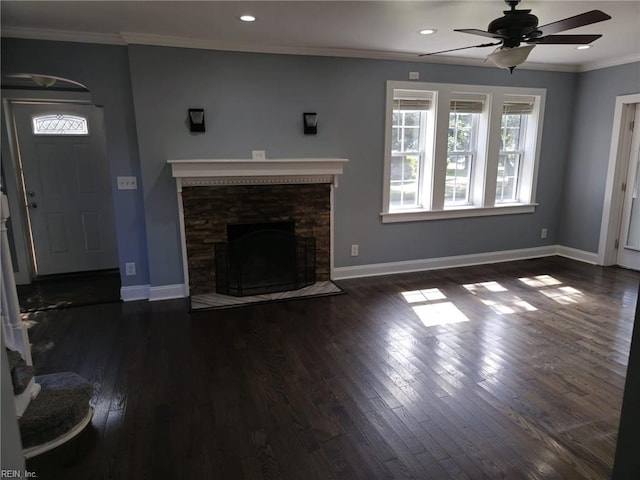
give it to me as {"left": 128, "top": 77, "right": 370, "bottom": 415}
{"left": 579, "top": 53, "right": 640, "bottom": 73}
{"left": 120, "top": 32, "right": 579, "bottom": 72}
{"left": 3, "top": 27, "right": 636, "bottom": 74}
{"left": 1, "top": 26, "right": 125, "bottom": 45}
{"left": 120, "top": 31, "right": 435, "bottom": 63}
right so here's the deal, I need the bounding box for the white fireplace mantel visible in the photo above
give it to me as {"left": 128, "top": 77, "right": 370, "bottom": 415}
{"left": 169, "top": 157, "right": 348, "bottom": 297}
{"left": 168, "top": 158, "right": 348, "bottom": 187}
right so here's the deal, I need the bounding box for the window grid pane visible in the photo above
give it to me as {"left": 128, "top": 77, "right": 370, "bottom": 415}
{"left": 497, "top": 113, "right": 526, "bottom": 203}
{"left": 496, "top": 153, "right": 521, "bottom": 201}
{"left": 446, "top": 112, "right": 475, "bottom": 205}
{"left": 391, "top": 109, "right": 424, "bottom": 209}
{"left": 390, "top": 155, "right": 420, "bottom": 208}
{"left": 445, "top": 153, "right": 472, "bottom": 204}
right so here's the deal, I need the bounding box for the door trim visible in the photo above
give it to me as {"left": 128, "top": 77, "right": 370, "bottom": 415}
{"left": 598, "top": 93, "right": 640, "bottom": 266}
{"left": 1, "top": 91, "right": 92, "bottom": 283}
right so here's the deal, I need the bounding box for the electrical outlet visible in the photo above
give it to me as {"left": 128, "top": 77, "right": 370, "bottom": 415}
{"left": 125, "top": 262, "right": 136, "bottom": 276}
{"left": 351, "top": 244, "right": 359, "bottom": 257}
{"left": 541, "top": 228, "right": 548, "bottom": 239}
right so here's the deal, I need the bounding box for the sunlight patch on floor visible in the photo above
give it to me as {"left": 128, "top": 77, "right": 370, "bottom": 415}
{"left": 480, "top": 297, "right": 537, "bottom": 315}
{"left": 401, "top": 288, "right": 469, "bottom": 327}
{"left": 519, "top": 275, "right": 585, "bottom": 305}
{"left": 518, "top": 274, "right": 563, "bottom": 288}
{"left": 412, "top": 302, "right": 469, "bottom": 327}
{"left": 401, "top": 288, "right": 447, "bottom": 303}
{"left": 463, "top": 281, "right": 508, "bottom": 294}
{"left": 463, "top": 281, "right": 537, "bottom": 315}
{"left": 540, "top": 285, "right": 584, "bottom": 304}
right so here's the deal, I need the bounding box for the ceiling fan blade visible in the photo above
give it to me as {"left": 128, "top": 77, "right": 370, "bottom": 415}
{"left": 454, "top": 28, "right": 507, "bottom": 40}
{"left": 529, "top": 34, "right": 602, "bottom": 45}
{"left": 419, "top": 42, "right": 502, "bottom": 57}
{"left": 536, "top": 10, "right": 611, "bottom": 36}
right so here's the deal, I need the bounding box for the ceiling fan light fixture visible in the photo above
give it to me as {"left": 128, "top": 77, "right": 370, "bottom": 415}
{"left": 239, "top": 15, "right": 256, "bottom": 22}
{"left": 419, "top": 29, "right": 437, "bottom": 35}
{"left": 486, "top": 44, "right": 535, "bottom": 72}
{"left": 576, "top": 45, "right": 592, "bottom": 50}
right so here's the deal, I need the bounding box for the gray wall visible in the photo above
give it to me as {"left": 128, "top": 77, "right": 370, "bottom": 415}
{"left": 0, "top": 38, "right": 149, "bottom": 287}
{"left": 5, "top": 37, "right": 635, "bottom": 290}
{"left": 559, "top": 61, "right": 640, "bottom": 253}
{"left": 128, "top": 44, "right": 576, "bottom": 287}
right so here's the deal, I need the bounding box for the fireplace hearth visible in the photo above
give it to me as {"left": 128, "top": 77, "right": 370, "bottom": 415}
{"left": 214, "top": 221, "right": 315, "bottom": 296}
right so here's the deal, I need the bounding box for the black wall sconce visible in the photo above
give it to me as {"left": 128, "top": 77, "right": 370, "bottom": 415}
{"left": 303, "top": 112, "right": 318, "bottom": 135}
{"left": 188, "top": 108, "right": 205, "bottom": 132}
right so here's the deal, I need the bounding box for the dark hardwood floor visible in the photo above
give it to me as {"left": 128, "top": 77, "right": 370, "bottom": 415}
{"left": 22, "top": 257, "right": 639, "bottom": 479}
{"left": 17, "top": 269, "right": 121, "bottom": 312}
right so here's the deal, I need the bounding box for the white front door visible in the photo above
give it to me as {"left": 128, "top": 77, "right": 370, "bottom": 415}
{"left": 617, "top": 107, "right": 640, "bottom": 271}
{"left": 12, "top": 103, "right": 118, "bottom": 276}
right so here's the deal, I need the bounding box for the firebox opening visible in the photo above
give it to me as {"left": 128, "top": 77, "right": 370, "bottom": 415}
{"left": 215, "top": 221, "right": 316, "bottom": 297}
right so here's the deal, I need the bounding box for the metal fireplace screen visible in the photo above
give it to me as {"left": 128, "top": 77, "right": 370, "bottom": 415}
{"left": 214, "top": 221, "right": 316, "bottom": 296}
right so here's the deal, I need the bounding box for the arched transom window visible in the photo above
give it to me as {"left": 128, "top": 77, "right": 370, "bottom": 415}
{"left": 32, "top": 114, "right": 89, "bottom": 135}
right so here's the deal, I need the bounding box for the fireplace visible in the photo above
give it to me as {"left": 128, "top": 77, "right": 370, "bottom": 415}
{"left": 214, "top": 221, "right": 316, "bottom": 296}
{"left": 167, "top": 158, "right": 348, "bottom": 297}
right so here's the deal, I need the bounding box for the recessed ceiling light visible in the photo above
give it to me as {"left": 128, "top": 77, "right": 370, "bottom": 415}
{"left": 577, "top": 45, "right": 592, "bottom": 50}
{"left": 239, "top": 15, "right": 256, "bottom": 22}
{"left": 419, "top": 29, "right": 437, "bottom": 35}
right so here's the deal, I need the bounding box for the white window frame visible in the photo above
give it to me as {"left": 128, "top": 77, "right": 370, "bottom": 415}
{"left": 381, "top": 81, "right": 545, "bottom": 223}
{"left": 391, "top": 109, "right": 425, "bottom": 208}
{"left": 446, "top": 109, "right": 481, "bottom": 206}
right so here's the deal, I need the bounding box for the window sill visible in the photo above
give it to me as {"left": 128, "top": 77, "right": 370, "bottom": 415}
{"left": 380, "top": 203, "right": 537, "bottom": 223}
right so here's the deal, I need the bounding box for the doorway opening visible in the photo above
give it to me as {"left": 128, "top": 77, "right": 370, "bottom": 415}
{"left": 2, "top": 75, "right": 121, "bottom": 310}
{"left": 599, "top": 95, "right": 640, "bottom": 271}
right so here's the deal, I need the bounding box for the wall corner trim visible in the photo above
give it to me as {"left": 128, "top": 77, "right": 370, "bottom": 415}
{"left": 148, "top": 284, "right": 188, "bottom": 302}
{"left": 120, "top": 284, "right": 150, "bottom": 302}
{"left": 555, "top": 245, "right": 599, "bottom": 265}
{"left": 121, "top": 283, "right": 188, "bottom": 302}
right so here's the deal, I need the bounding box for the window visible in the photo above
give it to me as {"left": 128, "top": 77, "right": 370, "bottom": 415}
{"left": 32, "top": 114, "right": 89, "bottom": 135}
{"left": 446, "top": 96, "right": 484, "bottom": 205}
{"left": 496, "top": 96, "right": 534, "bottom": 203}
{"left": 382, "top": 82, "right": 545, "bottom": 222}
{"left": 390, "top": 92, "right": 432, "bottom": 209}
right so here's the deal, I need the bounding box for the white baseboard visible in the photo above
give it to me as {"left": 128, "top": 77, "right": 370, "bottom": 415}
{"left": 120, "top": 284, "right": 150, "bottom": 302}
{"left": 555, "top": 245, "right": 599, "bottom": 264}
{"left": 149, "top": 284, "right": 188, "bottom": 301}
{"left": 123, "top": 245, "right": 599, "bottom": 300}
{"left": 333, "top": 245, "right": 564, "bottom": 280}
{"left": 121, "top": 283, "right": 188, "bottom": 301}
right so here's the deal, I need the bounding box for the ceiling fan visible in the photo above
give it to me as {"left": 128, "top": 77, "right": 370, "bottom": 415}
{"left": 421, "top": 0, "right": 611, "bottom": 72}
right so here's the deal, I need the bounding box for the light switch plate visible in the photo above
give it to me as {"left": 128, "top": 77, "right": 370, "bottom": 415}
{"left": 117, "top": 176, "right": 137, "bottom": 190}
{"left": 252, "top": 150, "right": 266, "bottom": 160}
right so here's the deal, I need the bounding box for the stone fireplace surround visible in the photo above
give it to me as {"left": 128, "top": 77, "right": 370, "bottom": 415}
{"left": 168, "top": 158, "right": 348, "bottom": 297}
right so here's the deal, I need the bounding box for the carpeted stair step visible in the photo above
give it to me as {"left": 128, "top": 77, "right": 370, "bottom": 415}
{"left": 6, "top": 348, "right": 35, "bottom": 395}
{"left": 18, "top": 372, "right": 94, "bottom": 452}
